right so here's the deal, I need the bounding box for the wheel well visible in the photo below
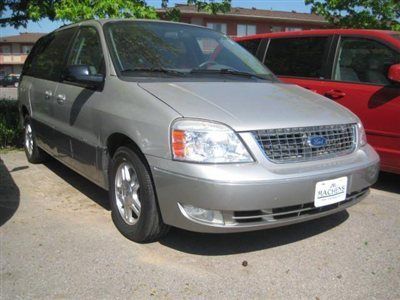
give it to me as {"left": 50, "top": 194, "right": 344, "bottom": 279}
{"left": 105, "top": 133, "right": 166, "bottom": 223}
{"left": 21, "top": 105, "right": 29, "bottom": 119}
{"left": 106, "top": 133, "right": 143, "bottom": 160}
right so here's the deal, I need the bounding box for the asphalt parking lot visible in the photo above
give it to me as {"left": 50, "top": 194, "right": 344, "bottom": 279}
{"left": 1, "top": 150, "right": 399, "bottom": 299}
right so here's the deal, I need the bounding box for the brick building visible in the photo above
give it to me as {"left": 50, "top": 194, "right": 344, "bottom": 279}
{"left": 0, "top": 32, "right": 44, "bottom": 76}
{"left": 158, "top": 4, "right": 330, "bottom": 37}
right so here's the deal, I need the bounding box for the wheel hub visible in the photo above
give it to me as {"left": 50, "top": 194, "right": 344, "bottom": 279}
{"left": 25, "top": 124, "right": 34, "bottom": 156}
{"left": 115, "top": 162, "right": 141, "bottom": 225}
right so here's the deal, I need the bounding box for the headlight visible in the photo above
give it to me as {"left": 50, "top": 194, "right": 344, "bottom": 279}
{"left": 357, "top": 122, "right": 367, "bottom": 147}
{"left": 171, "top": 119, "right": 253, "bottom": 163}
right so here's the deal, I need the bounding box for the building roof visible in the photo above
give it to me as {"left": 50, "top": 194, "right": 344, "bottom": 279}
{"left": 0, "top": 33, "right": 45, "bottom": 43}
{"left": 158, "top": 4, "right": 328, "bottom": 24}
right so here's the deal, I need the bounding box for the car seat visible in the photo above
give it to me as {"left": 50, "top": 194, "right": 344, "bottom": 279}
{"left": 335, "top": 51, "right": 360, "bottom": 82}
{"left": 365, "top": 57, "right": 389, "bottom": 85}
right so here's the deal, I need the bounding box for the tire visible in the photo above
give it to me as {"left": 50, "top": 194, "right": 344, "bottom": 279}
{"left": 24, "top": 116, "right": 47, "bottom": 164}
{"left": 109, "top": 146, "right": 169, "bottom": 243}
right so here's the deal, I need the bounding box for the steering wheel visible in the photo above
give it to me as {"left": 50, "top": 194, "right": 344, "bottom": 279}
{"left": 197, "top": 60, "right": 219, "bottom": 69}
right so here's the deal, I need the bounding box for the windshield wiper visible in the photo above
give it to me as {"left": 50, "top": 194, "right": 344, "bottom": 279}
{"left": 120, "top": 67, "right": 186, "bottom": 76}
{"left": 190, "top": 68, "right": 271, "bottom": 80}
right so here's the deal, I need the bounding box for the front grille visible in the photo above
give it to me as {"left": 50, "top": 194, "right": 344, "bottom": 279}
{"left": 254, "top": 124, "right": 357, "bottom": 163}
{"left": 232, "top": 189, "right": 368, "bottom": 224}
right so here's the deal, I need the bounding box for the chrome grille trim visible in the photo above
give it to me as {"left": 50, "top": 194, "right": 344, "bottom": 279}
{"left": 253, "top": 124, "right": 357, "bottom": 163}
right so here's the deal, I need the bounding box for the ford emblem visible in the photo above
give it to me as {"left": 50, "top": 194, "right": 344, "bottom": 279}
{"left": 308, "top": 136, "right": 327, "bottom": 148}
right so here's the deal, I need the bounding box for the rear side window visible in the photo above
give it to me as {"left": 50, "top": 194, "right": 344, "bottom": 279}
{"left": 265, "top": 37, "right": 329, "bottom": 78}
{"left": 22, "top": 36, "right": 51, "bottom": 77}
{"left": 26, "top": 28, "right": 76, "bottom": 81}
{"left": 238, "top": 39, "right": 261, "bottom": 56}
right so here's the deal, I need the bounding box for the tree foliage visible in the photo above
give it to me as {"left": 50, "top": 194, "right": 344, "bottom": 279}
{"left": 188, "top": 0, "right": 231, "bottom": 14}
{"left": 1, "top": 0, "right": 232, "bottom": 27}
{"left": 306, "top": 0, "right": 400, "bottom": 30}
{"left": 160, "top": 0, "right": 231, "bottom": 22}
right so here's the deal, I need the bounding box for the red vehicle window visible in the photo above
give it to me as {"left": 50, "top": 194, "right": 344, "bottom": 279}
{"left": 265, "top": 37, "right": 329, "bottom": 79}
{"left": 239, "top": 39, "right": 262, "bottom": 56}
{"left": 334, "top": 37, "right": 400, "bottom": 85}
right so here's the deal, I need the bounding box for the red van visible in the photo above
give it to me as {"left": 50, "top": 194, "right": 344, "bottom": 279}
{"left": 236, "top": 30, "right": 400, "bottom": 174}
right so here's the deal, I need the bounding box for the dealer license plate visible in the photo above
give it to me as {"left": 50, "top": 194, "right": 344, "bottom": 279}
{"left": 314, "top": 177, "right": 348, "bottom": 208}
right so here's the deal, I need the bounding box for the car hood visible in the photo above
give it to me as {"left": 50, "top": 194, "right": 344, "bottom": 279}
{"left": 138, "top": 81, "right": 357, "bottom": 131}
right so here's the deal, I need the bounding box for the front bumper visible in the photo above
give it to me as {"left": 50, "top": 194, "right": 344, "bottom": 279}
{"left": 147, "top": 144, "right": 379, "bottom": 233}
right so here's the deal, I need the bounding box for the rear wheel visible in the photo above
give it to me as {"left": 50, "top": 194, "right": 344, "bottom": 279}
{"left": 24, "top": 116, "right": 47, "bottom": 164}
{"left": 109, "top": 146, "right": 169, "bottom": 242}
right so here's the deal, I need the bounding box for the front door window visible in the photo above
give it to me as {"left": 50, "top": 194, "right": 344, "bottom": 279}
{"left": 334, "top": 37, "right": 400, "bottom": 85}
{"left": 67, "top": 27, "right": 105, "bottom": 76}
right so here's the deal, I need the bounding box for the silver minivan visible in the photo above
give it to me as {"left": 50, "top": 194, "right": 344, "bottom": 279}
{"left": 18, "top": 20, "right": 379, "bottom": 242}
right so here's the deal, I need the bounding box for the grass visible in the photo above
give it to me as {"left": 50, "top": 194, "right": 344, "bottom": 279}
{"left": 0, "top": 147, "right": 22, "bottom": 154}
{"left": 0, "top": 99, "right": 22, "bottom": 149}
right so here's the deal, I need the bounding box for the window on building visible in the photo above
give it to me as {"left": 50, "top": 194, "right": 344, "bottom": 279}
{"left": 334, "top": 37, "right": 400, "bottom": 85}
{"left": 2, "top": 45, "right": 11, "bottom": 53}
{"left": 271, "top": 26, "right": 283, "bottom": 32}
{"left": 265, "top": 37, "right": 329, "bottom": 78}
{"left": 237, "top": 24, "right": 257, "bottom": 37}
{"left": 285, "top": 27, "right": 302, "bottom": 32}
{"left": 22, "top": 45, "right": 32, "bottom": 54}
{"left": 206, "top": 22, "right": 227, "bottom": 34}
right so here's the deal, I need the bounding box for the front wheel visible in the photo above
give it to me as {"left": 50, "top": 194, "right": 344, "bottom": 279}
{"left": 109, "top": 146, "right": 169, "bottom": 242}
{"left": 24, "top": 116, "right": 47, "bottom": 164}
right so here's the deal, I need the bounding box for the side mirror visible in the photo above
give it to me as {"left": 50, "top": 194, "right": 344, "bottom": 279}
{"left": 64, "top": 65, "right": 104, "bottom": 89}
{"left": 388, "top": 64, "right": 400, "bottom": 83}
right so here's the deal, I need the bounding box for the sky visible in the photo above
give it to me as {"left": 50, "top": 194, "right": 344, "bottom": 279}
{"left": 0, "top": 0, "right": 310, "bottom": 37}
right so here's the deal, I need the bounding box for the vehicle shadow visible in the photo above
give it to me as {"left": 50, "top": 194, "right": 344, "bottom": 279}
{"left": 373, "top": 172, "right": 400, "bottom": 194}
{"left": 41, "top": 157, "right": 350, "bottom": 255}
{"left": 0, "top": 157, "right": 20, "bottom": 226}
{"left": 159, "top": 211, "right": 349, "bottom": 256}
{"left": 44, "top": 158, "right": 110, "bottom": 210}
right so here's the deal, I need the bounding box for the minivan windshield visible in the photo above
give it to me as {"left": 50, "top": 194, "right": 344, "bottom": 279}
{"left": 104, "top": 21, "right": 275, "bottom": 80}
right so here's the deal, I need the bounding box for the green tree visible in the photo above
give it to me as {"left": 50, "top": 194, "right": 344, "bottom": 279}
{"left": 1, "top": 0, "right": 231, "bottom": 28}
{"left": 305, "top": 0, "right": 400, "bottom": 30}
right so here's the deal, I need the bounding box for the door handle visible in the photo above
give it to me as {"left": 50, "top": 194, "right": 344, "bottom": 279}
{"left": 44, "top": 90, "right": 53, "bottom": 99}
{"left": 324, "top": 89, "right": 346, "bottom": 100}
{"left": 56, "top": 94, "right": 66, "bottom": 104}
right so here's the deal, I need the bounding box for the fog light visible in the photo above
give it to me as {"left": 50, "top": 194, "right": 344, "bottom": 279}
{"left": 179, "top": 204, "right": 224, "bottom": 225}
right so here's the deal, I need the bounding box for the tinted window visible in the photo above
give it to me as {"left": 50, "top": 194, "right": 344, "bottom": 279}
{"left": 334, "top": 37, "right": 400, "bottom": 85}
{"left": 238, "top": 39, "right": 261, "bottom": 56}
{"left": 22, "top": 36, "right": 51, "bottom": 77}
{"left": 265, "top": 37, "right": 329, "bottom": 78}
{"left": 104, "top": 21, "right": 273, "bottom": 79}
{"left": 67, "top": 27, "right": 105, "bottom": 75}
{"left": 27, "top": 28, "right": 76, "bottom": 81}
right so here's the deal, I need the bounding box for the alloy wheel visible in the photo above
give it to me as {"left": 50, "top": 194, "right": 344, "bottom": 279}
{"left": 114, "top": 162, "right": 141, "bottom": 225}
